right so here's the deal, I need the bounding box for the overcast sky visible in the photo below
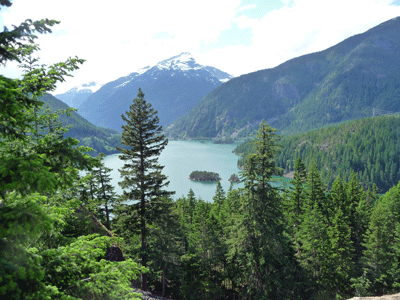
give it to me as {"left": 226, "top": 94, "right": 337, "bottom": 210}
{"left": 1, "top": 0, "right": 400, "bottom": 94}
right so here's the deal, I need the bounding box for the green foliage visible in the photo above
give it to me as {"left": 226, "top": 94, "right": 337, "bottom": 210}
{"left": 0, "top": 107, "right": 96, "bottom": 196}
{"left": 0, "top": 75, "right": 39, "bottom": 139}
{"left": 0, "top": 192, "right": 53, "bottom": 299}
{"left": 41, "top": 235, "right": 143, "bottom": 300}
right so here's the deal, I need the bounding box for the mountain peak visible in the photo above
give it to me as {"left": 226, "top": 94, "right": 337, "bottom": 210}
{"left": 156, "top": 52, "right": 200, "bottom": 71}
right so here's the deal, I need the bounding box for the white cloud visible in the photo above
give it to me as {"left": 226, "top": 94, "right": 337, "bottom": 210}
{"left": 198, "top": 0, "right": 400, "bottom": 77}
{"left": 235, "top": 14, "right": 258, "bottom": 29}
{"left": 237, "top": 4, "right": 257, "bottom": 12}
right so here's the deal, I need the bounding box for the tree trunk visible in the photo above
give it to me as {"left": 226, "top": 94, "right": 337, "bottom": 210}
{"left": 141, "top": 194, "right": 147, "bottom": 290}
{"left": 105, "top": 202, "right": 110, "bottom": 230}
{"left": 100, "top": 169, "right": 110, "bottom": 229}
{"left": 162, "top": 262, "right": 166, "bottom": 297}
{"left": 141, "top": 154, "right": 147, "bottom": 291}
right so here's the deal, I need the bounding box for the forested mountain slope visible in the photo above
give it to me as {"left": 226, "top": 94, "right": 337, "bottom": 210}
{"left": 41, "top": 93, "right": 122, "bottom": 156}
{"left": 166, "top": 17, "right": 400, "bottom": 139}
{"left": 235, "top": 115, "right": 400, "bottom": 193}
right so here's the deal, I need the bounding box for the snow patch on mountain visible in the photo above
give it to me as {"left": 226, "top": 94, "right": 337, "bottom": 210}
{"left": 127, "top": 66, "right": 151, "bottom": 77}
{"left": 156, "top": 52, "right": 202, "bottom": 72}
{"left": 203, "top": 66, "right": 233, "bottom": 83}
{"left": 115, "top": 66, "right": 151, "bottom": 89}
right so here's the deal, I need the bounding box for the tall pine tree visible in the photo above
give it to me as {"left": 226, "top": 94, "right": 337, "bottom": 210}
{"left": 285, "top": 157, "right": 307, "bottom": 248}
{"left": 230, "top": 121, "right": 302, "bottom": 299}
{"left": 116, "top": 88, "right": 174, "bottom": 291}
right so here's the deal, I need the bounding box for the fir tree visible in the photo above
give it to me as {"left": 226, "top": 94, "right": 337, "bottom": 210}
{"left": 116, "top": 88, "right": 174, "bottom": 291}
{"left": 305, "top": 161, "right": 328, "bottom": 223}
{"left": 346, "top": 172, "right": 369, "bottom": 273}
{"left": 297, "top": 201, "right": 331, "bottom": 293}
{"left": 231, "top": 121, "right": 301, "bottom": 299}
{"left": 362, "top": 182, "right": 400, "bottom": 295}
{"left": 212, "top": 181, "right": 226, "bottom": 213}
{"left": 285, "top": 157, "right": 307, "bottom": 245}
{"left": 328, "top": 206, "right": 354, "bottom": 297}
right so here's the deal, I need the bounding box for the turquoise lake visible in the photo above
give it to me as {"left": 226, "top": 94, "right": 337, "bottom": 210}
{"left": 103, "top": 140, "right": 291, "bottom": 202}
{"left": 103, "top": 140, "right": 245, "bottom": 201}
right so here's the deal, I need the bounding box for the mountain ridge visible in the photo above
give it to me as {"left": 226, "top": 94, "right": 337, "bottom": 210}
{"left": 165, "top": 17, "right": 400, "bottom": 139}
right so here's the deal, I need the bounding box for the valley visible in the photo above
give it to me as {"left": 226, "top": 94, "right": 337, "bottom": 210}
{"left": 3, "top": 4, "right": 400, "bottom": 299}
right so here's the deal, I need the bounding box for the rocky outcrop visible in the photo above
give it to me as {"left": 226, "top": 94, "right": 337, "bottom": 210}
{"left": 131, "top": 288, "right": 174, "bottom": 300}
{"left": 347, "top": 293, "right": 400, "bottom": 300}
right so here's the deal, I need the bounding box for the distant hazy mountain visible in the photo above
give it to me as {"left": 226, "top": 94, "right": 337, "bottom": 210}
{"left": 76, "top": 52, "right": 233, "bottom": 132}
{"left": 55, "top": 81, "right": 103, "bottom": 108}
{"left": 40, "top": 93, "right": 121, "bottom": 157}
{"left": 166, "top": 17, "right": 400, "bottom": 139}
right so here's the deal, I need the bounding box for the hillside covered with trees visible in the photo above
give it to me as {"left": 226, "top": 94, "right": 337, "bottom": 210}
{"left": 41, "top": 93, "right": 123, "bottom": 156}
{"left": 235, "top": 115, "right": 400, "bottom": 193}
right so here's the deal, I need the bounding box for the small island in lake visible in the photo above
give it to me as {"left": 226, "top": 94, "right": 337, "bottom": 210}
{"left": 189, "top": 171, "right": 221, "bottom": 182}
{"left": 228, "top": 173, "right": 240, "bottom": 183}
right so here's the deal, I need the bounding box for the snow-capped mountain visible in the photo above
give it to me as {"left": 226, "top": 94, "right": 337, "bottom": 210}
{"left": 77, "top": 52, "right": 233, "bottom": 132}
{"left": 149, "top": 52, "right": 232, "bottom": 82}
{"left": 55, "top": 81, "right": 103, "bottom": 108}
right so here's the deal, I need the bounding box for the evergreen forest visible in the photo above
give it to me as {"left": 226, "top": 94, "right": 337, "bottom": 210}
{"left": 235, "top": 115, "right": 400, "bottom": 193}
{"left": 3, "top": 3, "right": 400, "bottom": 300}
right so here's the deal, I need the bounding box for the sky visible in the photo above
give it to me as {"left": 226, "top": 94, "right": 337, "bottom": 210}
{"left": 1, "top": 0, "right": 400, "bottom": 94}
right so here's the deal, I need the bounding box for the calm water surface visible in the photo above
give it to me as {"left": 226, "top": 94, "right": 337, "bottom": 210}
{"left": 103, "top": 140, "right": 244, "bottom": 201}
